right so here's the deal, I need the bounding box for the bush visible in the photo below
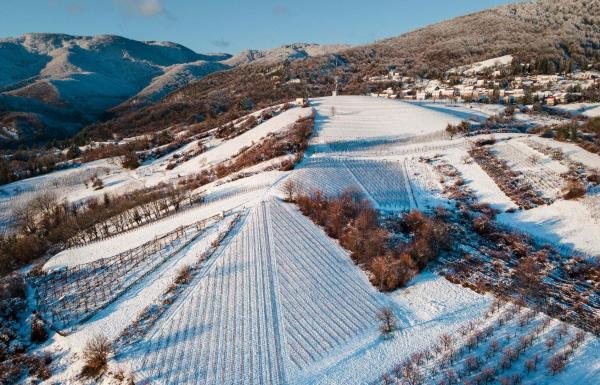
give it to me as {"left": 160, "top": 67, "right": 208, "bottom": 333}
{"left": 120, "top": 151, "right": 140, "bottom": 170}
{"left": 30, "top": 314, "right": 48, "bottom": 343}
{"left": 546, "top": 353, "right": 566, "bottom": 375}
{"left": 563, "top": 180, "right": 586, "bottom": 199}
{"left": 174, "top": 266, "right": 192, "bottom": 285}
{"left": 80, "top": 335, "right": 112, "bottom": 379}
{"left": 92, "top": 177, "right": 104, "bottom": 190}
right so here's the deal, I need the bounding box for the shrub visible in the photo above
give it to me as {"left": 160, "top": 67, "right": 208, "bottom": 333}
{"left": 120, "top": 151, "right": 140, "bottom": 170}
{"left": 563, "top": 180, "right": 586, "bottom": 199}
{"left": 174, "top": 266, "right": 192, "bottom": 285}
{"left": 80, "top": 335, "right": 112, "bottom": 379}
{"left": 92, "top": 177, "right": 104, "bottom": 190}
{"left": 30, "top": 314, "right": 48, "bottom": 343}
{"left": 546, "top": 353, "right": 566, "bottom": 375}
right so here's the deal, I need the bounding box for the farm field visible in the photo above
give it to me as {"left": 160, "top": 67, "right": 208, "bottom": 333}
{"left": 283, "top": 156, "right": 364, "bottom": 198}
{"left": 6, "top": 96, "right": 600, "bottom": 385}
{"left": 491, "top": 139, "right": 568, "bottom": 201}
{"left": 128, "top": 200, "right": 383, "bottom": 385}
{"left": 343, "top": 159, "right": 416, "bottom": 211}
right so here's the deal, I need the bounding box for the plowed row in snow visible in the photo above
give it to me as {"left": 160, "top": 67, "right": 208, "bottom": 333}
{"left": 135, "top": 204, "right": 285, "bottom": 385}
{"left": 288, "top": 157, "right": 416, "bottom": 211}
{"left": 132, "top": 200, "right": 382, "bottom": 384}
{"left": 289, "top": 157, "right": 363, "bottom": 197}
{"left": 269, "top": 202, "right": 382, "bottom": 374}
{"left": 344, "top": 159, "right": 414, "bottom": 211}
{"left": 492, "top": 141, "right": 568, "bottom": 200}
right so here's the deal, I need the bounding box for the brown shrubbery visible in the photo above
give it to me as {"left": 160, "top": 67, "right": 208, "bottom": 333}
{"left": 29, "top": 313, "right": 48, "bottom": 344}
{"left": 0, "top": 184, "right": 193, "bottom": 276}
{"left": 292, "top": 189, "right": 452, "bottom": 291}
{"left": 563, "top": 179, "right": 586, "bottom": 200}
{"left": 181, "top": 113, "right": 314, "bottom": 190}
{"left": 0, "top": 273, "right": 52, "bottom": 384}
{"left": 80, "top": 335, "right": 112, "bottom": 379}
{"left": 469, "top": 145, "right": 546, "bottom": 209}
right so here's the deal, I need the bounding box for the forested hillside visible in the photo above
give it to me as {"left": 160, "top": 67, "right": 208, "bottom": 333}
{"left": 83, "top": 0, "right": 600, "bottom": 141}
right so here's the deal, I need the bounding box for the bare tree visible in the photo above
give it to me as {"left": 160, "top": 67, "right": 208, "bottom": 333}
{"left": 282, "top": 179, "right": 297, "bottom": 202}
{"left": 547, "top": 353, "right": 566, "bottom": 375}
{"left": 402, "top": 361, "right": 424, "bottom": 385}
{"left": 377, "top": 307, "right": 397, "bottom": 338}
{"left": 439, "top": 333, "right": 454, "bottom": 352}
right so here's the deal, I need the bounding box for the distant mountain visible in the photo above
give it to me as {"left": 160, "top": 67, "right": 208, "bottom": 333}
{"left": 0, "top": 33, "right": 233, "bottom": 144}
{"left": 85, "top": 0, "right": 600, "bottom": 141}
{"left": 0, "top": 34, "right": 351, "bottom": 145}
{"left": 3, "top": 0, "right": 600, "bottom": 145}
{"left": 222, "top": 43, "right": 349, "bottom": 67}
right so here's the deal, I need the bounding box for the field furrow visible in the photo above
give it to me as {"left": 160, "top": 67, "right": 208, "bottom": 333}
{"left": 268, "top": 200, "right": 382, "bottom": 374}
{"left": 134, "top": 205, "right": 285, "bottom": 385}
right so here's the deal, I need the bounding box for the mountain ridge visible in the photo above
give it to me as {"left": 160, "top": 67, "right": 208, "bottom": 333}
{"left": 0, "top": 34, "right": 344, "bottom": 145}
{"left": 83, "top": 0, "right": 600, "bottom": 141}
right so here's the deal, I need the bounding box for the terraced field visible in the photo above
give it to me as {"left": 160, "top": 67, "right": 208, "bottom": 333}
{"left": 132, "top": 200, "right": 382, "bottom": 384}
{"left": 33, "top": 217, "right": 219, "bottom": 332}
{"left": 492, "top": 141, "right": 568, "bottom": 201}
{"left": 269, "top": 202, "right": 382, "bottom": 375}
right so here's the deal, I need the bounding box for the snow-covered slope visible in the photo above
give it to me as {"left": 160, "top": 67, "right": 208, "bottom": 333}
{"left": 222, "top": 43, "right": 349, "bottom": 66}
{"left": 129, "top": 60, "right": 229, "bottom": 104}
{"left": 8, "top": 96, "right": 600, "bottom": 385}
{"left": 0, "top": 33, "right": 231, "bottom": 141}
{"left": 448, "top": 54, "right": 513, "bottom": 75}
{"left": 0, "top": 34, "right": 352, "bottom": 143}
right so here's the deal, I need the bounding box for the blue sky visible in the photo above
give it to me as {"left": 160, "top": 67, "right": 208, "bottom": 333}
{"left": 2, "top": 0, "right": 517, "bottom": 53}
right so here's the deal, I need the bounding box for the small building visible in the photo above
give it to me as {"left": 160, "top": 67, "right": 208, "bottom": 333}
{"left": 546, "top": 96, "right": 556, "bottom": 106}
{"left": 439, "top": 88, "right": 456, "bottom": 98}
{"left": 416, "top": 91, "right": 430, "bottom": 100}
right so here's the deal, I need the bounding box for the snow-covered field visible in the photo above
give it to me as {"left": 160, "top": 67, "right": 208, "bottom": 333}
{"left": 552, "top": 102, "right": 600, "bottom": 118}
{"left": 9, "top": 96, "right": 598, "bottom": 384}
{"left": 492, "top": 139, "right": 568, "bottom": 200}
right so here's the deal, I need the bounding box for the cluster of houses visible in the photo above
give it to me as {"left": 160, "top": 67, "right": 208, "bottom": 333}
{"left": 366, "top": 69, "right": 600, "bottom": 105}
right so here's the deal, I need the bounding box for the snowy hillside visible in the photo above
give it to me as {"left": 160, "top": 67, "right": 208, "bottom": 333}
{"left": 0, "top": 33, "right": 230, "bottom": 141}
{"left": 448, "top": 55, "right": 513, "bottom": 75}
{"left": 222, "top": 43, "right": 349, "bottom": 66}
{"left": 2, "top": 96, "right": 599, "bottom": 385}
{"left": 0, "top": 34, "right": 353, "bottom": 144}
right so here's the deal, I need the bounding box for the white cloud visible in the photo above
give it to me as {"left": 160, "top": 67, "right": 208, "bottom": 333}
{"left": 115, "top": 0, "right": 169, "bottom": 18}
{"left": 137, "top": 0, "right": 164, "bottom": 16}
